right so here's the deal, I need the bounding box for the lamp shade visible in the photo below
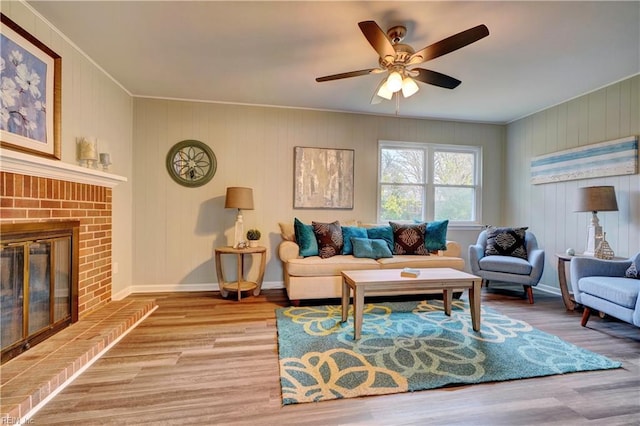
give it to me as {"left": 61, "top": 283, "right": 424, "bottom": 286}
{"left": 574, "top": 186, "right": 618, "bottom": 213}
{"left": 225, "top": 187, "right": 254, "bottom": 210}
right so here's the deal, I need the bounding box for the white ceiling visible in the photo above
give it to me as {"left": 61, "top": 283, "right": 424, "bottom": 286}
{"left": 27, "top": 1, "right": 640, "bottom": 124}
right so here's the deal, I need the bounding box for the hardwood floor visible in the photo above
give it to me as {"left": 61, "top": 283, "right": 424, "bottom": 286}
{"left": 32, "top": 288, "right": 639, "bottom": 425}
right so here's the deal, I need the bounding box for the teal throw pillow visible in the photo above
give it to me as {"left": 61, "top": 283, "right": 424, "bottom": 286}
{"left": 366, "top": 225, "right": 394, "bottom": 252}
{"left": 426, "top": 220, "right": 449, "bottom": 251}
{"left": 351, "top": 237, "right": 393, "bottom": 259}
{"left": 342, "top": 226, "right": 367, "bottom": 255}
{"left": 294, "top": 218, "right": 318, "bottom": 257}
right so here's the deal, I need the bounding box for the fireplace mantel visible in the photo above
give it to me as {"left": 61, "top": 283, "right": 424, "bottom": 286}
{"left": 0, "top": 148, "right": 127, "bottom": 188}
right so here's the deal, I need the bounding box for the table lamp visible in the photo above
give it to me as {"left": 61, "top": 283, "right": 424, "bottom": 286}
{"left": 574, "top": 185, "right": 618, "bottom": 256}
{"left": 225, "top": 187, "right": 254, "bottom": 248}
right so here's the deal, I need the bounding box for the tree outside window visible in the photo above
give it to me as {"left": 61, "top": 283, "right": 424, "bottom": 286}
{"left": 378, "top": 142, "right": 480, "bottom": 224}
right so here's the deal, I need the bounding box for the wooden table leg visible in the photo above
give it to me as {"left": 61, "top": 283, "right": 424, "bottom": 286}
{"left": 252, "top": 250, "right": 267, "bottom": 296}
{"left": 353, "top": 286, "right": 364, "bottom": 340}
{"left": 470, "top": 280, "right": 481, "bottom": 332}
{"left": 443, "top": 289, "right": 452, "bottom": 316}
{"left": 215, "top": 251, "right": 228, "bottom": 298}
{"left": 341, "top": 278, "right": 349, "bottom": 323}
{"left": 236, "top": 253, "right": 243, "bottom": 301}
{"left": 557, "top": 257, "right": 576, "bottom": 310}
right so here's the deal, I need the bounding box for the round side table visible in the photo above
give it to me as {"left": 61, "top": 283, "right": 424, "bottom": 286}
{"left": 215, "top": 246, "right": 267, "bottom": 301}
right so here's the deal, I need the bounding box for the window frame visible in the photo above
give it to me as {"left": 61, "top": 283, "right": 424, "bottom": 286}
{"left": 377, "top": 140, "right": 482, "bottom": 226}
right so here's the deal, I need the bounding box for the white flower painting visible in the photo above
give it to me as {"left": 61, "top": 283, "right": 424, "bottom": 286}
{"left": 1, "top": 34, "right": 47, "bottom": 143}
{"left": 1, "top": 13, "right": 61, "bottom": 159}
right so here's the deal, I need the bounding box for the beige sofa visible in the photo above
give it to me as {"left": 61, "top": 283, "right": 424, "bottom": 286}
{"left": 277, "top": 222, "right": 465, "bottom": 304}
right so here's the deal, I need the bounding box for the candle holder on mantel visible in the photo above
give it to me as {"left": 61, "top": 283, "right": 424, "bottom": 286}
{"left": 77, "top": 137, "right": 98, "bottom": 168}
{"left": 99, "top": 153, "right": 112, "bottom": 171}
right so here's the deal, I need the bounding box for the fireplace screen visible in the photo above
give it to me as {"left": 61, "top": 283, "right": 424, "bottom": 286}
{"left": 1, "top": 222, "right": 79, "bottom": 363}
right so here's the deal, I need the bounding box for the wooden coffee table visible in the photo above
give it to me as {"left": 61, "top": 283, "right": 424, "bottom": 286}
{"left": 341, "top": 268, "right": 482, "bottom": 340}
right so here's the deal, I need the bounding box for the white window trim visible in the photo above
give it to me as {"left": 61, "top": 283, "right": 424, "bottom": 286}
{"left": 377, "top": 140, "right": 483, "bottom": 226}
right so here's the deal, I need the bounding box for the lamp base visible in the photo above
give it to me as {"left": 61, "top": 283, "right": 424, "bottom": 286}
{"left": 233, "top": 212, "right": 245, "bottom": 249}
{"left": 584, "top": 214, "right": 602, "bottom": 257}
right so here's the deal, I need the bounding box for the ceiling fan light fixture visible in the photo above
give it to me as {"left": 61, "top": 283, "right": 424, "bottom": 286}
{"left": 401, "top": 77, "right": 419, "bottom": 98}
{"left": 386, "top": 71, "right": 403, "bottom": 92}
{"left": 376, "top": 80, "right": 394, "bottom": 100}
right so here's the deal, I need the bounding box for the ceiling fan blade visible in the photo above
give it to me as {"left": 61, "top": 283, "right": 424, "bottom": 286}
{"left": 408, "top": 24, "right": 489, "bottom": 65}
{"left": 358, "top": 21, "right": 396, "bottom": 61}
{"left": 316, "top": 68, "right": 382, "bottom": 82}
{"left": 413, "top": 68, "right": 461, "bottom": 89}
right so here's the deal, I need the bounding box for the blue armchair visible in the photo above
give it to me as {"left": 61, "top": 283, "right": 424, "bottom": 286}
{"left": 469, "top": 229, "right": 545, "bottom": 303}
{"left": 570, "top": 252, "right": 640, "bottom": 327}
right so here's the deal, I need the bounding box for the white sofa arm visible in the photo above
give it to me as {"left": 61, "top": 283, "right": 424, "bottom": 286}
{"left": 278, "top": 240, "right": 301, "bottom": 263}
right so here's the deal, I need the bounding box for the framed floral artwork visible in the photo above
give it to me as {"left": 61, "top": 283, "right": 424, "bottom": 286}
{"left": 294, "top": 147, "right": 354, "bottom": 209}
{"left": 1, "top": 13, "right": 61, "bottom": 159}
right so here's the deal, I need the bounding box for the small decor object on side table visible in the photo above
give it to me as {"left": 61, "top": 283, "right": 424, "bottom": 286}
{"left": 595, "top": 232, "right": 614, "bottom": 260}
{"left": 246, "top": 229, "right": 261, "bottom": 248}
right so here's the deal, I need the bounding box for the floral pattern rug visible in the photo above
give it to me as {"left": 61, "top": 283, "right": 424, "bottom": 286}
{"left": 276, "top": 300, "right": 621, "bottom": 405}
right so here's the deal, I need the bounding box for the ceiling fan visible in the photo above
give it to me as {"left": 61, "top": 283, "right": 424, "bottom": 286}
{"left": 316, "top": 21, "right": 489, "bottom": 104}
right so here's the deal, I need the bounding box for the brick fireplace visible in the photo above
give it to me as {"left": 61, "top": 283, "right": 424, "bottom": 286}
{"left": 1, "top": 171, "right": 113, "bottom": 317}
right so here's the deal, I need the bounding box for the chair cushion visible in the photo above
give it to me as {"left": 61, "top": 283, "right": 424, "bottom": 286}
{"left": 312, "top": 221, "right": 343, "bottom": 259}
{"left": 390, "top": 222, "right": 429, "bottom": 255}
{"left": 479, "top": 255, "right": 532, "bottom": 275}
{"left": 484, "top": 226, "right": 528, "bottom": 259}
{"left": 578, "top": 276, "right": 640, "bottom": 309}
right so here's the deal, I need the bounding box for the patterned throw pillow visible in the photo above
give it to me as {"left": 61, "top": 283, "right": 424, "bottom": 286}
{"left": 484, "top": 226, "right": 528, "bottom": 259}
{"left": 625, "top": 262, "right": 639, "bottom": 279}
{"left": 312, "top": 221, "right": 343, "bottom": 259}
{"left": 390, "top": 222, "right": 429, "bottom": 255}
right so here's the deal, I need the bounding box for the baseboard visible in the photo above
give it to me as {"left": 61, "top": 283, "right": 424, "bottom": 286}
{"left": 535, "top": 283, "right": 562, "bottom": 296}
{"left": 113, "top": 281, "right": 285, "bottom": 299}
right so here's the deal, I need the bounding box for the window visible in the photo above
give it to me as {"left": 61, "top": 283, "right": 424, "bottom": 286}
{"left": 378, "top": 141, "right": 481, "bottom": 224}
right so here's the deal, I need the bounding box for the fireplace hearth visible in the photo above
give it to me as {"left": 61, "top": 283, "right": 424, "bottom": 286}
{"left": 1, "top": 221, "right": 79, "bottom": 363}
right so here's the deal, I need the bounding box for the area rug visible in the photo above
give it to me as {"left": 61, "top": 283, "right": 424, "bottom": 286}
{"left": 276, "top": 300, "right": 621, "bottom": 405}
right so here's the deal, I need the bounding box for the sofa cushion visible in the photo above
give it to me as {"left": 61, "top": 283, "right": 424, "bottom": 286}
{"left": 342, "top": 226, "right": 368, "bottom": 255}
{"left": 294, "top": 218, "right": 318, "bottom": 257}
{"left": 312, "top": 221, "right": 343, "bottom": 259}
{"left": 351, "top": 237, "right": 393, "bottom": 259}
{"left": 484, "top": 226, "right": 528, "bottom": 259}
{"left": 390, "top": 222, "right": 429, "bottom": 255}
{"left": 426, "top": 220, "right": 449, "bottom": 252}
{"left": 578, "top": 276, "right": 640, "bottom": 309}
{"left": 366, "top": 225, "right": 394, "bottom": 252}
{"left": 479, "top": 255, "right": 533, "bottom": 275}
{"left": 286, "top": 255, "right": 380, "bottom": 277}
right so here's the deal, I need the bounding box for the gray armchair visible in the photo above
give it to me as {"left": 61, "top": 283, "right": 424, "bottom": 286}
{"left": 570, "top": 253, "right": 640, "bottom": 327}
{"left": 468, "top": 229, "right": 545, "bottom": 303}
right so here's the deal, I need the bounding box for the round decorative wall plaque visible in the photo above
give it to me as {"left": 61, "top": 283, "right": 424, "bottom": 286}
{"left": 165, "top": 140, "right": 217, "bottom": 187}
